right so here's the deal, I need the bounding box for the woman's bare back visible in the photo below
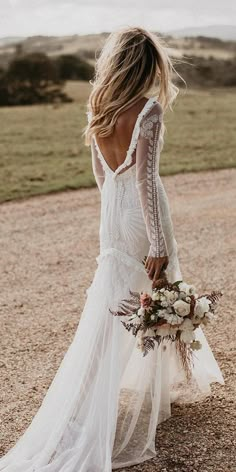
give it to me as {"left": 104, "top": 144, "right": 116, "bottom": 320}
{"left": 95, "top": 97, "right": 149, "bottom": 172}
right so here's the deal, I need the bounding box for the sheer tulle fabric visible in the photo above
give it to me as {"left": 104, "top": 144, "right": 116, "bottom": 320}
{"left": 0, "top": 97, "right": 224, "bottom": 472}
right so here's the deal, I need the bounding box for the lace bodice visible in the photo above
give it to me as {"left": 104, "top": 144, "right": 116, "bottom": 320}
{"left": 88, "top": 97, "right": 169, "bottom": 260}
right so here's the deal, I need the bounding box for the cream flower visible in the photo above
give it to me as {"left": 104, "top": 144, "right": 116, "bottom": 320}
{"left": 173, "top": 299, "right": 191, "bottom": 317}
{"left": 194, "top": 297, "right": 211, "bottom": 318}
{"left": 180, "top": 329, "right": 195, "bottom": 344}
{"left": 138, "top": 307, "right": 145, "bottom": 317}
{"left": 161, "top": 300, "right": 169, "bottom": 308}
{"left": 152, "top": 292, "right": 160, "bottom": 301}
{"left": 181, "top": 318, "right": 194, "bottom": 331}
{"left": 164, "top": 290, "right": 178, "bottom": 304}
{"left": 145, "top": 328, "right": 156, "bottom": 337}
{"left": 155, "top": 325, "right": 171, "bottom": 337}
{"left": 165, "top": 313, "right": 183, "bottom": 325}
{"left": 179, "top": 282, "right": 196, "bottom": 296}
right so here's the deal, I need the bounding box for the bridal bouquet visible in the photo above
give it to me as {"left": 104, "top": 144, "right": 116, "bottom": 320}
{"left": 110, "top": 275, "right": 222, "bottom": 377}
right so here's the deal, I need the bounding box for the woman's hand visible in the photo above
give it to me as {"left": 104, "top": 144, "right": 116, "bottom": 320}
{"left": 145, "top": 256, "right": 169, "bottom": 289}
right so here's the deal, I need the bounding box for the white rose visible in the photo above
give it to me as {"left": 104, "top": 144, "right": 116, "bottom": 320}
{"left": 179, "top": 282, "right": 196, "bottom": 296}
{"left": 194, "top": 297, "right": 211, "bottom": 318}
{"left": 180, "top": 330, "right": 195, "bottom": 344}
{"left": 173, "top": 299, "right": 191, "bottom": 317}
{"left": 150, "top": 314, "right": 155, "bottom": 321}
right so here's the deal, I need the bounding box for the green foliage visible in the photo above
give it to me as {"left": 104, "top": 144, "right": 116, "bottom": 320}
{"left": 55, "top": 54, "right": 94, "bottom": 81}
{"left": 7, "top": 52, "right": 59, "bottom": 86}
{"left": 0, "top": 53, "right": 72, "bottom": 106}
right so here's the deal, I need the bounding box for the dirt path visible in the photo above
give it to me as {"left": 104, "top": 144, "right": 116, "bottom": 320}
{"left": 0, "top": 169, "right": 235, "bottom": 472}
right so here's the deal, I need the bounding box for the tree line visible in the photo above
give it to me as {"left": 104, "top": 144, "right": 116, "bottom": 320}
{"left": 0, "top": 48, "right": 235, "bottom": 107}
{"left": 0, "top": 52, "right": 94, "bottom": 106}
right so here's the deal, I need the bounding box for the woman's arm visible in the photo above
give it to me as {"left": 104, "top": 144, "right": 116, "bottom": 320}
{"left": 87, "top": 110, "right": 105, "bottom": 192}
{"left": 135, "top": 101, "right": 168, "bottom": 287}
{"left": 91, "top": 138, "right": 105, "bottom": 192}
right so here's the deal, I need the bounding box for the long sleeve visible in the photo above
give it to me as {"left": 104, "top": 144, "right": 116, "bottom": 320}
{"left": 87, "top": 110, "right": 105, "bottom": 192}
{"left": 135, "top": 102, "right": 168, "bottom": 258}
{"left": 91, "top": 138, "right": 105, "bottom": 192}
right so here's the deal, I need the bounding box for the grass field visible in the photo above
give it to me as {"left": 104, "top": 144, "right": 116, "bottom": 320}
{"left": 0, "top": 81, "right": 235, "bottom": 203}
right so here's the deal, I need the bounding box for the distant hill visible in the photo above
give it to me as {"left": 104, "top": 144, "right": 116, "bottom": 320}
{"left": 169, "top": 25, "right": 236, "bottom": 41}
{"left": 0, "top": 32, "right": 235, "bottom": 71}
{"left": 0, "top": 37, "right": 25, "bottom": 46}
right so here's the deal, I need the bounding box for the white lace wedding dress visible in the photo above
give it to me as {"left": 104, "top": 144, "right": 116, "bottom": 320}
{"left": 0, "top": 97, "right": 224, "bottom": 472}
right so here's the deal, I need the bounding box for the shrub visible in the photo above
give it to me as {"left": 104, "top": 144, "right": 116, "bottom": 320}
{"left": 55, "top": 54, "right": 94, "bottom": 81}
{"left": 174, "top": 55, "right": 236, "bottom": 88}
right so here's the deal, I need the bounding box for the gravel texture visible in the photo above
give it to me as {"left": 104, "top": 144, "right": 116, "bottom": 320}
{"left": 0, "top": 168, "right": 235, "bottom": 471}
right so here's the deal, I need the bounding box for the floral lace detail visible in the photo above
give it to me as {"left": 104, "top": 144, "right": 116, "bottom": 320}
{"left": 139, "top": 113, "right": 162, "bottom": 140}
{"left": 136, "top": 106, "right": 167, "bottom": 258}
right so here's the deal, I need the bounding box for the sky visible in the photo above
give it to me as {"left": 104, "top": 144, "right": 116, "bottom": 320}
{"left": 0, "top": 0, "right": 236, "bottom": 37}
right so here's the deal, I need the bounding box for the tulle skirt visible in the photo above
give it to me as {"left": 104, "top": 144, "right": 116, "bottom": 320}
{"left": 0, "top": 249, "right": 224, "bottom": 472}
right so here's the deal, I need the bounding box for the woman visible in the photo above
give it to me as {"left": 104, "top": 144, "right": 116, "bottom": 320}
{"left": 0, "top": 27, "right": 224, "bottom": 472}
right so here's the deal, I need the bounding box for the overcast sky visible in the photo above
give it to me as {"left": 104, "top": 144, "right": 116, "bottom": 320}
{"left": 0, "top": 0, "right": 236, "bottom": 37}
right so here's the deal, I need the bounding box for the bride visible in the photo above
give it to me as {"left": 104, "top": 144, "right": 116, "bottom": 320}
{"left": 0, "top": 26, "right": 224, "bottom": 472}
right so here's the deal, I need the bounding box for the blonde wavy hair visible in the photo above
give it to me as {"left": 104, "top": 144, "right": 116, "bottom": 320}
{"left": 84, "top": 26, "right": 184, "bottom": 145}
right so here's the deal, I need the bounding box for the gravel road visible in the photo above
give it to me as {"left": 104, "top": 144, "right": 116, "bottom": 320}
{"left": 0, "top": 168, "right": 235, "bottom": 472}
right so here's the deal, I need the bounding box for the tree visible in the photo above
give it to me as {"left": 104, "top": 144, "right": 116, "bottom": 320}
{"left": 1, "top": 52, "right": 72, "bottom": 106}
{"left": 55, "top": 54, "right": 94, "bottom": 81}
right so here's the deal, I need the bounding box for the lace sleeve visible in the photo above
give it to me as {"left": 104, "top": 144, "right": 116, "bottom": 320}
{"left": 135, "top": 102, "right": 168, "bottom": 258}
{"left": 87, "top": 111, "right": 105, "bottom": 192}
{"left": 91, "top": 138, "right": 105, "bottom": 192}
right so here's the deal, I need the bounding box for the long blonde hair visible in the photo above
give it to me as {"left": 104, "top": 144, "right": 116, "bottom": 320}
{"left": 84, "top": 26, "right": 184, "bottom": 145}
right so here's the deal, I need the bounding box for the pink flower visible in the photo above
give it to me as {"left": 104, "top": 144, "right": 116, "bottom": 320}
{"left": 140, "top": 293, "right": 152, "bottom": 308}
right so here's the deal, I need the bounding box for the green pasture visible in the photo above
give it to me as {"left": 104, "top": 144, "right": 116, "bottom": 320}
{"left": 0, "top": 81, "right": 235, "bottom": 203}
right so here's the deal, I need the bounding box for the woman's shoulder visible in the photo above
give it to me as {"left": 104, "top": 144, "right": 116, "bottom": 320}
{"left": 115, "top": 97, "right": 162, "bottom": 132}
{"left": 115, "top": 97, "right": 149, "bottom": 128}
